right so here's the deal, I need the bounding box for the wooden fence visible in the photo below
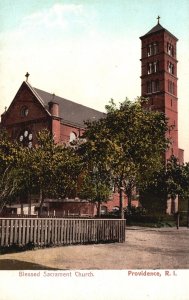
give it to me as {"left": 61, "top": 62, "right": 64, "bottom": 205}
{"left": 0, "top": 218, "right": 125, "bottom": 247}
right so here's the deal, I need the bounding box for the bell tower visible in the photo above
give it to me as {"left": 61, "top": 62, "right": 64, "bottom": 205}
{"left": 140, "top": 17, "right": 178, "bottom": 160}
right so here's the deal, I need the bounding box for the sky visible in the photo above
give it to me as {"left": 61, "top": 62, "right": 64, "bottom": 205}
{"left": 0, "top": 0, "right": 189, "bottom": 161}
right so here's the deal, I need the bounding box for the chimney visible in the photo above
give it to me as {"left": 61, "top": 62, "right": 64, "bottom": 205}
{"left": 48, "top": 94, "right": 59, "bottom": 118}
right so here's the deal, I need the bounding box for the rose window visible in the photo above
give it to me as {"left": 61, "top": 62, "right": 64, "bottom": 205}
{"left": 19, "top": 129, "right": 33, "bottom": 148}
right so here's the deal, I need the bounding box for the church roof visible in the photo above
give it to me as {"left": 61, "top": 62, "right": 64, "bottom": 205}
{"left": 144, "top": 23, "right": 164, "bottom": 35}
{"left": 140, "top": 22, "right": 178, "bottom": 41}
{"left": 32, "top": 85, "right": 105, "bottom": 127}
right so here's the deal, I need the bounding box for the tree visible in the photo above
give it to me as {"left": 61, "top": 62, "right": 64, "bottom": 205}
{"left": 140, "top": 156, "right": 189, "bottom": 217}
{"left": 28, "top": 129, "right": 82, "bottom": 215}
{"left": 165, "top": 156, "right": 184, "bottom": 214}
{"left": 78, "top": 166, "right": 112, "bottom": 217}
{"left": 179, "top": 162, "right": 189, "bottom": 227}
{"left": 51, "top": 145, "right": 82, "bottom": 199}
{"left": 139, "top": 168, "right": 168, "bottom": 214}
{"left": 0, "top": 130, "right": 22, "bottom": 212}
{"left": 77, "top": 122, "right": 113, "bottom": 216}
{"left": 79, "top": 98, "right": 169, "bottom": 218}
{"left": 0, "top": 129, "right": 82, "bottom": 215}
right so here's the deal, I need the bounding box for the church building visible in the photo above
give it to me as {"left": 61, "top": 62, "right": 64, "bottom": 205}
{"left": 0, "top": 18, "right": 183, "bottom": 216}
{"left": 0, "top": 76, "right": 128, "bottom": 216}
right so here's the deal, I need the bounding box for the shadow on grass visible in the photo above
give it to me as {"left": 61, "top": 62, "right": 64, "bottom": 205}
{"left": 0, "top": 259, "right": 59, "bottom": 270}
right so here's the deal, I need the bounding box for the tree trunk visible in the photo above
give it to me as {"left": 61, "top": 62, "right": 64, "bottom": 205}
{"left": 127, "top": 189, "right": 132, "bottom": 211}
{"left": 119, "top": 187, "right": 124, "bottom": 219}
{"left": 39, "top": 189, "right": 44, "bottom": 217}
{"left": 171, "top": 196, "right": 175, "bottom": 214}
{"left": 187, "top": 198, "right": 189, "bottom": 228}
{"left": 0, "top": 199, "right": 8, "bottom": 214}
{"left": 97, "top": 201, "right": 101, "bottom": 217}
{"left": 21, "top": 202, "right": 24, "bottom": 216}
{"left": 176, "top": 212, "right": 180, "bottom": 230}
{"left": 28, "top": 192, "right": 32, "bottom": 215}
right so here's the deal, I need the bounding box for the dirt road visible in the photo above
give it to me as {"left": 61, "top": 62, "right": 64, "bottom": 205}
{"left": 0, "top": 227, "right": 188, "bottom": 270}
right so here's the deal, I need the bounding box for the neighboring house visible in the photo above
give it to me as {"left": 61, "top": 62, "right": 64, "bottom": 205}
{"left": 43, "top": 198, "right": 97, "bottom": 217}
{"left": 2, "top": 203, "right": 38, "bottom": 216}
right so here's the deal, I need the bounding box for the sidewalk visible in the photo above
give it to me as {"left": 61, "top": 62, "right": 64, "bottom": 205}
{"left": 126, "top": 225, "right": 189, "bottom": 231}
{"left": 0, "top": 227, "right": 188, "bottom": 270}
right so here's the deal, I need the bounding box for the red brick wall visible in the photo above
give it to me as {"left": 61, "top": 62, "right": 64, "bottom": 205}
{"left": 103, "top": 193, "right": 127, "bottom": 211}
{"left": 48, "top": 201, "right": 97, "bottom": 216}
{"left": 60, "top": 124, "right": 84, "bottom": 143}
{"left": 1, "top": 83, "right": 51, "bottom": 144}
{"left": 2, "top": 85, "right": 48, "bottom": 127}
{"left": 52, "top": 118, "right": 61, "bottom": 143}
{"left": 1, "top": 83, "right": 86, "bottom": 145}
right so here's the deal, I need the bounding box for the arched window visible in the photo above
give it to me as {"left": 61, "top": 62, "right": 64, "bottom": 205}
{"left": 167, "top": 43, "right": 174, "bottom": 57}
{"left": 154, "top": 61, "right": 159, "bottom": 73}
{"left": 148, "top": 63, "right": 153, "bottom": 74}
{"left": 153, "top": 42, "right": 158, "bottom": 55}
{"left": 20, "top": 106, "right": 29, "bottom": 117}
{"left": 112, "top": 206, "right": 119, "bottom": 212}
{"left": 168, "top": 62, "right": 174, "bottom": 74}
{"left": 156, "top": 80, "right": 160, "bottom": 92}
{"left": 147, "top": 81, "right": 151, "bottom": 93}
{"left": 69, "top": 132, "right": 77, "bottom": 143}
{"left": 19, "top": 129, "right": 33, "bottom": 148}
{"left": 147, "top": 42, "right": 158, "bottom": 56}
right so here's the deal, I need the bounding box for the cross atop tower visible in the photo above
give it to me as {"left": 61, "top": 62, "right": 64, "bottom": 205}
{"left": 157, "top": 16, "right": 160, "bottom": 24}
{"left": 25, "top": 72, "right": 30, "bottom": 82}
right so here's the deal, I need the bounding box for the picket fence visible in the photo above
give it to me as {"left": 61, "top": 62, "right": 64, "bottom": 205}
{"left": 0, "top": 218, "right": 125, "bottom": 247}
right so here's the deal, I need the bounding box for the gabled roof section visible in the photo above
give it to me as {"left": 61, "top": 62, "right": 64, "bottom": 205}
{"left": 33, "top": 87, "right": 105, "bottom": 127}
{"left": 1, "top": 81, "right": 105, "bottom": 127}
{"left": 24, "top": 81, "right": 51, "bottom": 116}
{"left": 1, "top": 81, "right": 51, "bottom": 120}
{"left": 140, "top": 22, "right": 178, "bottom": 41}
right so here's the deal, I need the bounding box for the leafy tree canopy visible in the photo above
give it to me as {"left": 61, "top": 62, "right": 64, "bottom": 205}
{"left": 79, "top": 97, "right": 170, "bottom": 214}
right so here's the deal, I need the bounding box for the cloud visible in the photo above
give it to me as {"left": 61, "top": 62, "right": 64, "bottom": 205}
{"left": 0, "top": 2, "right": 141, "bottom": 117}
{"left": 21, "top": 4, "right": 84, "bottom": 30}
{"left": 0, "top": 3, "right": 86, "bottom": 46}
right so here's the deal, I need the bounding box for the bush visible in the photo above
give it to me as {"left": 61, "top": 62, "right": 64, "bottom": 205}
{"left": 124, "top": 207, "right": 177, "bottom": 227}
{"left": 0, "top": 242, "right": 35, "bottom": 254}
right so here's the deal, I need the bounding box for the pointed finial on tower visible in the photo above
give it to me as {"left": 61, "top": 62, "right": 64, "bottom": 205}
{"left": 25, "top": 72, "right": 30, "bottom": 82}
{"left": 157, "top": 16, "right": 160, "bottom": 24}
